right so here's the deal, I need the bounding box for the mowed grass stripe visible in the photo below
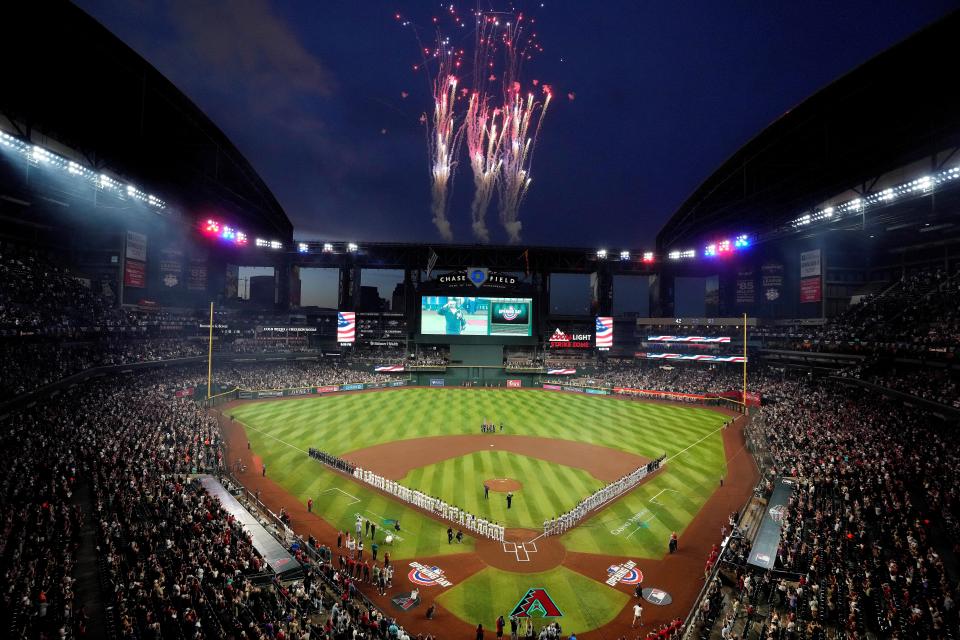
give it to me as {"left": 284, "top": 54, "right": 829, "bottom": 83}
{"left": 232, "top": 388, "right": 728, "bottom": 559}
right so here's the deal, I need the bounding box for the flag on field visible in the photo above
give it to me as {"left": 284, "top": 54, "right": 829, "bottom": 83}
{"left": 595, "top": 316, "right": 613, "bottom": 348}
{"left": 337, "top": 311, "right": 356, "bottom": 343}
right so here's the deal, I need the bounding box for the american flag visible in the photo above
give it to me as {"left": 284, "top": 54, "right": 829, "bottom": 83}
{"left": 374, "top": 365, "right": 405, "bottom": 372}
{"left": 647, "top": 336, "right": 730, "bottom": 343}
{"left": 595, "top": 316, "right": 613, "bottom": 348}
{"left": 337, "top": 311, "right": 356, "bottom": 343}
{"left": 546, "top": 368, "right": 577, "bottom": 375}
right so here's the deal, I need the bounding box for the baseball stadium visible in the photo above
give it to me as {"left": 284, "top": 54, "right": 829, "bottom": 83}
{"left": 2, "top": 3, "right": 960, "bottom": 640}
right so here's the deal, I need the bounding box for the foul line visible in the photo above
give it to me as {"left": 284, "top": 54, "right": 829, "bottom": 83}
{"left": 665, "top": 419, "right": 734, "bottom": 462}
{"left": 320, "top": 487, "right": 359, "bottom": 505}
{"left": 236, "top": 420, "right": 309, "bottom": 454}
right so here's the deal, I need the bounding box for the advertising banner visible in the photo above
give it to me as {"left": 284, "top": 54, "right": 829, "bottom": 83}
{"left": 760, "top": 262, "right": 784, "bottom": 302}
{"left": 430, "top": 378, "right": 445, "bottom": 387}
{"left": 562, "top": 386, "right": 584, "bottom": 393}
{"left": 340, "top": 383, "right": 364, "bottom": 392}
{"left": 736, "top": 268, "right": 755, "bottom": 304}
{"left": 799, "top": 276, "right": 822, "bottom": 304}
{"left": 124, "top": 260, "right": 146, "bottom": 288}
{"left": 585, "top": 388, "right": 609, "bottom": 395}
{"left": 125, "top": 231, "right": 147, "bottom": 261}
{"left": 506, "top": 379, "right": 522, "bottom": 388}
{"left": 800, "top": 249, "right": 821, "bottom": 278}
{"left": 316, "top": 385, "right": 339, "bottom": 394}
{"left": 159, "top": 247, "right": 184, "bottom": 288}
{"left": 547, "top": 327, "right": 593, "bottom": 349}
{"left": 542, "top": 384, "right": 562, "bottom": 391}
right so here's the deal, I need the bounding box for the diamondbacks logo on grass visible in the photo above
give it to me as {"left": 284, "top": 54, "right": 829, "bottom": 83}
{"left": 509, "top": 588, "right": 563, "bottom": 618}
{"left": 407, "top": 562, "right": 453, "bottom": 587}
{"left": 606, "top": 560, "right": 643, "bottom": 586}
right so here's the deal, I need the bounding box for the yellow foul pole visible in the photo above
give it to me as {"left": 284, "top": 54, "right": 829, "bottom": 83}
{"left": 206, "top": 301, "right": 214, "bottom": 400}
{"left": 742, "top": 313, "right": 748, "bottom": 408}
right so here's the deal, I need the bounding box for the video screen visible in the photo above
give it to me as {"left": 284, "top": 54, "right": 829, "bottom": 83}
{"left": 420, "top": 296, "right": 533, "bottom": 337}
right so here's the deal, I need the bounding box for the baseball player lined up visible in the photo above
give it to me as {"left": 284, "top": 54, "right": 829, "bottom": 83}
{"left": 543, "top": 453, "right": 666, "bottom": 535}
{"left": 351, "top": 466, "right": 505, "bottom": 542}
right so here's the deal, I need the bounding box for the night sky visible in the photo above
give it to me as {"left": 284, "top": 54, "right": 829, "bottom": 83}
{"left": 76, "top": 1, "right": 957, "bottom": 249}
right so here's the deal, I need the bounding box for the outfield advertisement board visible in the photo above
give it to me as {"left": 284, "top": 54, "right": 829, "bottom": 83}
{"left": 430, "top": 378, "right": 446, "bottom": 387}
{"left": 233, "top": 381, "right": 409, "bottom": 400}
{"left": 542, "top": 384, "right": 561, "bottom": 391}
{"left": 506, "top": 379, "right": 522, "bottom": 388}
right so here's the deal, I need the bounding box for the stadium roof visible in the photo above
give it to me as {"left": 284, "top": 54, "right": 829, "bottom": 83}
{"left": 657, "top": 10, "right": 960, "bottom": 251}
{"left": 0, "top": 2, "right": 291, "bottom": 240}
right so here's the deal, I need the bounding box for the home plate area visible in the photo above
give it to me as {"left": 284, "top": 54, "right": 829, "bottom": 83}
{"left": 503, "top": 540, "right": 538, "bottom": 562}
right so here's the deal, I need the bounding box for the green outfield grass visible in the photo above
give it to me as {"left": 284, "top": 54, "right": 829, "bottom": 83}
{"left": 436, "top": 566, "right": 629, "bottom": 634}
{"left": 231, "top": 388, "right": 727, "bottom": 561}
{"left": 399, "top": 450, "right": 605, "bottom": 529}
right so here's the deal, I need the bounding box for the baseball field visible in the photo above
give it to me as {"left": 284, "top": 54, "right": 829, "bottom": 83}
{"left": 227, "top": 387, "right": 739, "bottom": 635}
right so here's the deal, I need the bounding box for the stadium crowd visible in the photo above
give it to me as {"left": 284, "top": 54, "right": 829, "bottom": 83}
{"left": 1, "top": 369, "right": 426, "bottom": 640}
{"left": 689, "top": 377, "right": 960, "bottom": 640}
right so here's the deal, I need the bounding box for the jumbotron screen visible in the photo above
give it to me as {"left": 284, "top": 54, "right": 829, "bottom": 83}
{"left": 420, "top": 296, "right": 533, "bottom": 337}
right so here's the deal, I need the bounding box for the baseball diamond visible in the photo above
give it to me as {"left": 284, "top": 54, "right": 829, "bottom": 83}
{"left": 224, "top": 386, "right": 751, "bottom": 634}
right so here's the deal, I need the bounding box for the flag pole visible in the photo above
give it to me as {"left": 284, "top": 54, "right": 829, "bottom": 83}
{"left": 207, "top": 301, "right": 214, "bottom": 400}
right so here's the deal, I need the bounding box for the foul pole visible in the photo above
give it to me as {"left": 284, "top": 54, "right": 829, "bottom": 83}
{"left": 206, "top": 302, "right": 214, "bottom": 400}
{"left": 742, "top": 313, "right": 748, "bottom": 408}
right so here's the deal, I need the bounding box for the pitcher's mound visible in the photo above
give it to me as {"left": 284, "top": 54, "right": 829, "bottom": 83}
{"left": 485, "top": 478, "right": 522, "bottom": 492}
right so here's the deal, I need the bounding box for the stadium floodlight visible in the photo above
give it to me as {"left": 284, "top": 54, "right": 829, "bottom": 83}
{"left": 734, "top": 234, "right": 751, "bottom": 248}
{"left": 297, "top": 242, "right": 309, "bottom": 253}
{"left": 0, "top": 131, "right": 167, "bottom": 210}
{"left": 596, "top": 249, "right": 607, "bottom": 259}
{"left": 322, "top": 243, "right": 334, "bottom": 253}
{"left": 619, "top": 250, "right": 630, "bottom": 261}
{"left": 668, "top": 250, "right": 681, "bottom": 260}
{"left": 235, "top": 232, "right": 248, "bottom": 246}
{"left": 642, "top": 251, "right": 655, "bottom": 263}
{"left": 704, "top": 243, "right": 717, "bottom": 257}
{"left": 255, "top": 238, "right": 269, "bottom": 247}
{"left": 347, "top": 242, "right": 359, "bottom": 253}
{"left": 270, "top": 240, "right": 282, "bottom": 250}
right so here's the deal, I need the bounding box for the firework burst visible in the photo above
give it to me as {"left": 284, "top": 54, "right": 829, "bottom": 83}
{"left": 497, "top": 82, "right": 551, "bottom": 243}
{"left": 465, "top": 93, "right": 506, "bottom": 242}
{"left": 427, "top": 55, "right": 463, "bottom": 241}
